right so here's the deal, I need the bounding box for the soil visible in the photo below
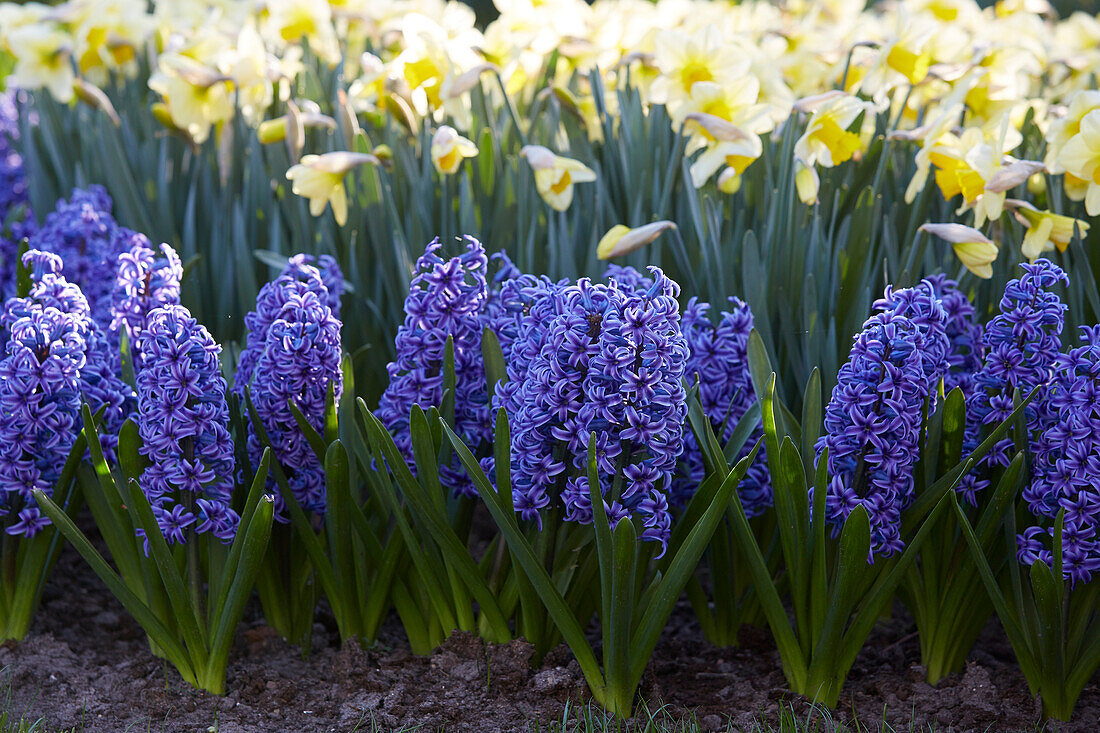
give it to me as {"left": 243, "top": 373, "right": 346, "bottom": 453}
{"left": 2, "top": 542, "right": 1097, "bottom": 733}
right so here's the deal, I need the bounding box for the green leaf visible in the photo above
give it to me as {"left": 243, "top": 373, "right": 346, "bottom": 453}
{"left": 123, "top": 479, "right": 209, "bottom": 665}
{"left": 440, "top": 418, "right": 605, "bottom": 696}
{"left": 205, "top": 496, "right": 275, "bottom": 694}
{"left": 33, "top": 489, "right": 196, "bottom": 684}
{"left": 629, "top": 443, "right": 759, "bottom": 689}
{"left": 482, "top": 327, "right": 507, "bottom": 404}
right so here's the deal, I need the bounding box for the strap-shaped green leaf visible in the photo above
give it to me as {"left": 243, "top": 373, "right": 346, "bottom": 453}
{"left": 124, "top": 479, "right": 209, "bottom": 663}
{"left": 209, "top": 449, "right": 271, "bottom": 627}
{"left": 205, "top": 495, "right": 275, "bottom": 693}
{"left": 628, "top": 444, "right": 759, "bottom": 689}
{"left": 441, "top": 419, "right": 605, "bottom": 696}
{"left": 33, "top": 489, "right": 196, "bottom": 684}
{"left": 482, "top": 327, "right": 507, "bottom": 403}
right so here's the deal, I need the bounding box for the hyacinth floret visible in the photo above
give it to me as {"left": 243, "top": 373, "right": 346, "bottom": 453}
{"left": 0, "top": 254, "right": 88, "bottom": 536}
{"left": 675, "top": 295, "right": 769, "bottom": 512}
{"left": 377, "top": 236, "right": 493, "bottom": 497}
{"left": 235, "top": 258, "right": 331, "bottom": 398}
{"left": 817, "top": 284, "right": 949, "bottom": 559}
{"left": 499, "top": 267, "right": 688, "bottom": 553}
{"left": 964, "top": 260, "right": 1067, "bottom": 496}
{"left": 245, "top": 284, "right": 342, "bottom": 519}
{"left": 281, "top": 253, "right": 344, "bottom": 318}
{"left": 135, "top": 305, "right": 237, "bottom": 548}
{"left": 28, "top": 186, "right": 131, "bottom": 324}
{"left": 110, "top": 240, "right": 183, "bottom": 367}
{"left": 1020, "top": 324, "right": 1100, "bottom": 585}
{"left": 4, "top": 251, "right": 133, "bottom": 459}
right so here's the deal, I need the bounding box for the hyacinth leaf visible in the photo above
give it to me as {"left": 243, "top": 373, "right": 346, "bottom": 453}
{"left": 950, "top": 492, "right": 1038, "bottom": 677}
{"left": 629, "top": 443, "right": 759, "bottom": 691}
{"left": 685, "top": 389, "right": 725, "bottom": 478}
{"left": 905, "top": 387, "right": 1039, "bottom": 532}
{"left": 324, "top": 381, "right": 339, "bottom": 447}
{"left": 32, "top": 488, "right": 196, "bottom": 685}
{"left": 205, "top": 495, "right": 274, "bottom": 695}
{"left": 208, "top": 449, "right": 271, "bottom": 630}
{"left": 800, "top": 368, "right": 822, "bottom": 479}
{"left": 325, "top": 441, "right": 359, "bottom": 630}
{"left": 441, "top": 418, "right": 605, "bottom": 698}
{"left": 723, "top": 401, "right": 762, "bottom": 466}
{"left": 405, "top": 406, "right": 511, "bottom": 641}
{"left": 812, "top": 505, "right": 871, "bottom": 675}
{"left": 607, "top": 519, "right": 637, "bottom": 717}
{"left": 586, "top": 434, "right": 615, "bottom": 658}
{"left": 15, "top": 240, "right": 30, "bottom": 298}
{"left": 288, "top": 398, "right": 327, "bottom": 464}
{"left": 122, "top": 478, "right": 210, "bottom": 665}
{"left": 725, "top": 457, "right": 809, "bottom": 689}
{"left": 245, "top": 390, "right": 346, "bottom": 630}
{"left": 833, "top": 491, "right": 954, "bottom": 681}
{"left": 809, "top": 447, "right": 829, "bottom": 651}
{"left": 1030, "top": 557, "right": 1066, "bottom": 712}
{"left": 79, "top": 408, "right": 149, "bottom": 603}
{"left": 409, "top": 406, "right": 475, "bottom": 632}
{"left": 1, "top": 420, "right": 87, "bottom": 640}
{"left": 360, "top": 406, "right": 461, "bottom": 637}
{"left": 481, "top": 327, "right": 507, "bottom": 403}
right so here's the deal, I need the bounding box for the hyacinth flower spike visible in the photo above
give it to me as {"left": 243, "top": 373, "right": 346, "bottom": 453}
{"left": 35, "top": 304, "right": 275, "bottom": 696}
{"left": 950, "top": 266, "right": 1098, "bottom": 721}
{"left": 714, "top": 304, "right": 1038, "bottom": 708}
{"left": 438, "top": 266, "right": 763, "bottom": 717}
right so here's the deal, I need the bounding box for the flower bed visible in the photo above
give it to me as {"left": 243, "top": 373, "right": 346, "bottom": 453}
{"left": 0, "top": 0, "right": 1098, "bottom": 727}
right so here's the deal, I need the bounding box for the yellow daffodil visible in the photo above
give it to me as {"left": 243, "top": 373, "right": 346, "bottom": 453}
{"left": 148, "top": 55, "right": 233, "bottom": 145}
{"left": 430, "top": 126, "right": 478, "bottom": 175}
{"left": 1057, "top": 109, "right": 1100, "bottom": 215}
{"left": 597, "top": 221, "right": 676, "bottom": 260}
{"left": 650, "top": 27, "right": 747, "bottom": 115}
{"left": 285, "top": 152, "right": 380, "bottom": 226}
{"left": 6, "top": 23, "right": 75, "bottom": 103}
{"left": 919, "top": 222, "right": 1000, "bottom": 279}
{"left": 519, "top": 145, "right": 597, "bottom": 212}
{"left": 793, "top": 94, "right": 874, "bottom": 204}
{"left": 1006, "top": 199, "right": 1090, "bottom": 261}
{"left": 263, "top": 0, "right": 340, "bottom": 65}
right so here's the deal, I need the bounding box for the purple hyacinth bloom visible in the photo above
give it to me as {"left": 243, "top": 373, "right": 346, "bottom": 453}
{"left": 135, "top": 305, "right": 237, "bottom": 546}
{"left": 235, "top": 257, "right": 331, "bottom": 399}
{"left": 816, "top": 282, "right": 949, "bottom": 560}
{"left": 3, "top": 250, "right": 133, "bottom": 462}
{"left": 377, "top": 237, "right": 494, "bottom": 497}
{"left": 242, "top": 280, "right": 342, "bottom": 519}
{"left": 110, "top": 240, "right": 183, "bottom": 369}
{"left": 495, "top": 267, "right": 689, "bottom": 553}
{"left": 281, "top": 254, "right": 344, "bottom": 318}
{"left": 675, "top": 295, "right": 770, "bottom": 511}
{"left": 0, "top": 255, "right": 89, "bottom": 536}
{"left": 28, "top": 186, "right": 134, "bottom": 325}
{"left": 961, "top": 261, "right": 1067, "bottom": 503}
{"left": 1021, "top": 324, "right": 1100, "bottom": 585}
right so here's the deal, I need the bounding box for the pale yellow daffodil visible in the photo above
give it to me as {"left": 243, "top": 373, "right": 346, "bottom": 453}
{"left": 6, "top": 23, "right": 75, "bottom": 103}
{"left": 597, "top": 221, "right": 676, "bottom": 260}
{"left": 793, "top": 94, "right": 874, "bottom": 204}
{"left": 919, "top": 223, "right": 1000, "bottom": 279}
{"left": 430, "top": 126, "right": 478, "bottom": 175}
{"left": 285, "top": 152, "right": 380, "bottom": 226}
{"left": 1006, "top": 199, "right": 1090, "bottom": 261}
{"left": 1058, "top": 109, "right": 1100, "bottom": 216}
{"left": 519, "top": 145, "right": 597, "bottom": 212}
{"left": 148, "top": 55, "right": 233, "bottom": 145}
